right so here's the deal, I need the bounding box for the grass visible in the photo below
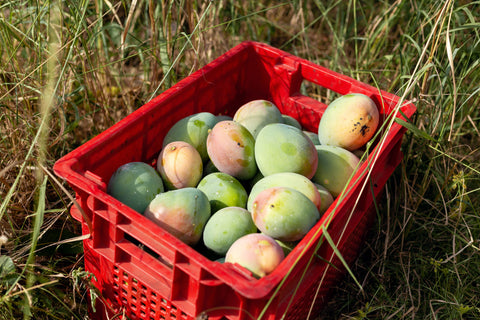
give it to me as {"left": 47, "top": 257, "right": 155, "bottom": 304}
{"left": 1, "top": 0, "right": 479, "bottom": 319}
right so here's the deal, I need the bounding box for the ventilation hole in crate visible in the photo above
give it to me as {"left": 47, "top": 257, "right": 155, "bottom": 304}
{"left": 300, "top": 80, "right": 342, "bottom": 105}
{"left": 132, "top": 286, "right": 137, "bottom": 293}
{"left": 122, "top": 297, "right": 128, "bottom": 305}
{"left": 117, "top": 214, "right": 131, "bottom": 226}
{"left": 141, "top": 301, "right": 146, "bottom": 308}
{"left": 140, "top": 310, "right": 146, "bottom": 317}
{"left": 92, "top": 215, "right": 110, "bottom": 248}
{"left": 121, "top": 288, "right": 128, "bottom": 297}
{"left": 161, "top": 306, "right": 167, "bottom": 313}
{"left": 131, "top": 295, "right": 137, "bottom": 302}
{"left": 151, "top": 300, "right": 157, "bottom": 307}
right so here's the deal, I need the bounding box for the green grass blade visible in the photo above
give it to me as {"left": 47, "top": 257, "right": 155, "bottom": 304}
{"left": 322, "top": 226, "right": 363, "bottom": 291}
{"left": 2, "top": 176, "right": 48, "bottom": 318}
{"left": 395, "top": 118, "right": 437, "bottom": 142}
{"left": 21, "top": 176, "right": 48, "bottom": 319}
{"left": 26, "top": 175, "right": 47, "bottom": 268}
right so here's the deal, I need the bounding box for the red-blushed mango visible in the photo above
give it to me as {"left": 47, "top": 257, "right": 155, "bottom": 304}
{"left": 255, "top": 123, "right": 318, "bottom": 179}
{"left": 206, "top": 120, "right": 257, "bottom": 180}
{"left": 312, "top": 145, "right": 360, "bottom": 197}
{"left": 143, "top": 188, "right": 210, "bottom": 246}
{"left": 251, "top": 187, "right": 320, "bottom": 242}
{"left": 233, "top": 100, "right": 284, "bottom": 138}
{"left": 318, "top": 93, "right": 379, "bottom": 151}
{"left": 247, "top": 172, "right": 322, "bottom": 213}
{"left": 197, "top": 172, "right": 248, "bottom": 213}
{"left": 107, "top": 162, "right": 164, "bottom": 213}
{"left": 163, "top": 112, "right": 218, "bottom": 162}
{"left": 157, "top": 141, "right": 203, "bottom": 190}
{"left": 203, "top": 207, "right": 257, "bottom": 255}
{"left": 225, "top": 233, "right": 284, "bottom": 278}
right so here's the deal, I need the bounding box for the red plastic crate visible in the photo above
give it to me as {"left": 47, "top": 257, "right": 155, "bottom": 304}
{"left": 53, "top": 41, "right": 416, "bottom": 320}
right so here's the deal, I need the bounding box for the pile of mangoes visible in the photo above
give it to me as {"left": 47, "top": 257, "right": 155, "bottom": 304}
{"left": 107, "top": 94, "right": 379, "bottom": 278}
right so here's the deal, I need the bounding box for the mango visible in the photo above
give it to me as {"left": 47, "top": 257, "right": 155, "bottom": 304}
{"left": 157, "top": 141, "right": 203, "bottom": 190}
{"left": 225, "top": 233, "right": 284, "bottom": 278}
{"left": 303, "top": 130, "right": 321, "bottom": 146}
{"left": 144, "top": 188, "right": 210, "bottom": 245}
{"left": 197, "top": 172, "right": 248, "bottom": 213}
{"left": 251, "top": 187, "right": 320, "bottom": 242}
{"left": 318, "top": 93, "right": 379, "bottom": 151}
{"left": 206, "top": 120, "right": 257, "bottom": 180}
{"left": 313, "top": 183, "right": 334, "bottom": 214}
{"left": 282, "top": 114, "right": 302, "bottom": 129}
{"left": 203, "top": 207, "right": 257, "bottom": 255}
{"left": 233, "top": 100, "right": 284, "bottom": 138}
{"left": 255, "top": 123, "right": 318, "bottom": 179}
{"left": 107, "top": 162, "right": 164, "bottom": 213}
{"left": 312, "top": 145, "right": 360, "bottom": 197}
{"left": 247, "top": 172, "right": 322, "bottom": 212}
{"left": 163, "top": 112, "right": 218, "bottom": 162}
